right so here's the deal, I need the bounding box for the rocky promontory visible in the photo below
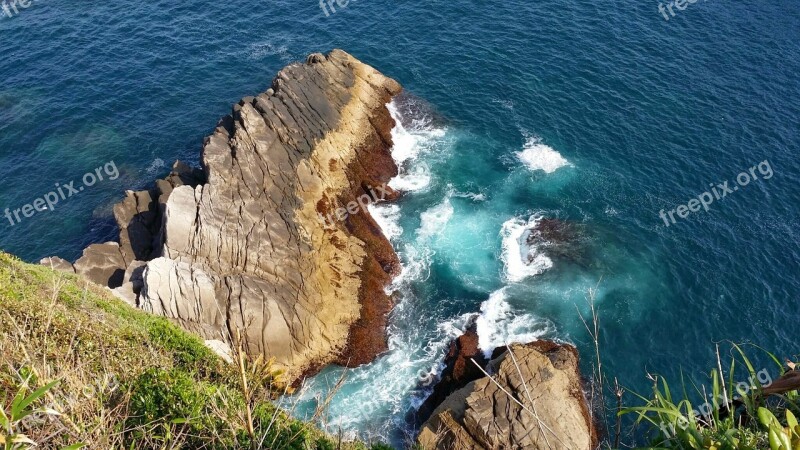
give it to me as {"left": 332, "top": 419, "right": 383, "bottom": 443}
{"left": 46, "top": 50, "right": 403, "bottom": 382}
{"left": 417, "top": 336, "right": 597, "bottom": 450}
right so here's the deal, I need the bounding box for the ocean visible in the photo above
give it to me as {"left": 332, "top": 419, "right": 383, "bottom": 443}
{"left": 1, "top": 0, "right": 798, "bottom": 446}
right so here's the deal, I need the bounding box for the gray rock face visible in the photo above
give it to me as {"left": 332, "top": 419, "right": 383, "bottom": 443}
{"left": 50, "top": 50, "right": 403, "bottom": 382}
{"left": 39, "top": 256, "right": 75, "bottom": 274}
{"left": 73, "top": 243, "right": 126, "bottom": 288}
{"left": 418, "top": 342, "right": 596, "bottom": 450}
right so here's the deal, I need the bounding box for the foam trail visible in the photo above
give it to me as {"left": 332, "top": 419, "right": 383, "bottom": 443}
{"left": 475, "top": 288, "right": 551, "bottom": 358}
{"left": 516, "top": 136, "right": 571, "bottom": 173}
{"left": 418, "top": 196, "right": 454, "bottom": 240}
{"left": 367, "top": 203, "right": 403, "bottom": 242}
{"left": 386, "top": 101, "right": 446, "bottom": 192}
{"left": 501, "top": 215, "right": 553, "bottom": 283}
{"left": 146, "top": 158, "right": 165, "bottom": 174}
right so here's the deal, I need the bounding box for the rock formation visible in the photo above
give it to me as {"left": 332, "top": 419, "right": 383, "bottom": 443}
{"left": 417, "top": 340, "right": 596, "bottom": 450}
{"left": 49, "top": 50, "right": 403, "bottom": 382}
{"left": 416, "top": 316, "right": 488, "bottom": 423}
{"left": 524, "top": 217, "right": 589, "bottom": 269}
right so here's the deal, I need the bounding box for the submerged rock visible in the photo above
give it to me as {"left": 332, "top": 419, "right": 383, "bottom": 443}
{"left": 45, "top": 50, "right": 403, "bottom": 382}
{"left": 418, "top": 339, "right": 596, "bottom": 450}
{"left": 524, "top": 217, "right": 589, "bottom": 268}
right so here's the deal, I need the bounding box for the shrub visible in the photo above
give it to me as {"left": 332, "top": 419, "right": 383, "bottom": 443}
{"left": 621, "top": 343, "right": 799, "bottom": 449}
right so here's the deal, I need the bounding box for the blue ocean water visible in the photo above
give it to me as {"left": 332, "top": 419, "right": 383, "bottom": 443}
{"left": 1, "top": 0, "right": 798, "bottom": 446}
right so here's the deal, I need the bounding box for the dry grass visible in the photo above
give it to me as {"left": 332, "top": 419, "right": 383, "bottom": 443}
{"left": 0, "top": 252, "right": 387, "bottom": 450}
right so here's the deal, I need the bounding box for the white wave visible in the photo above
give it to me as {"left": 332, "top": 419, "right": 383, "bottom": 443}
{"left": 382, "top": 195, "right": 455, "bottom": 293}
{"left": 367, "top": 203, "right": 403, "bottom": 243}
{"left": 386, "top": 101, "right": 446, "bottom": 193}
{"left": 475, "top": 288, "right": 550, "bottom": 358}
{"left": 388, "top": 245, "right": 433, "bottom": 293}
{"left": 501, "top": 215, "right": 553, "bottom": 283}
{"left": 146, "top": 158, "right": 165, "bottom": 174}
{"left": 454, "top": 191, "right": 486, "bottom": 202}
{"left": 418, "top": 197, "right": 454, "bottom": 241}
{"left": 516, "top": 137, "right": 571, "bottom": 174}
{"left": 388, "top": 164, "right": 430, "bottom": 192}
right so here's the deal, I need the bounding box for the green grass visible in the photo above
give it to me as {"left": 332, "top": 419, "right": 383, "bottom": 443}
{"left": 0, "top": 251, "right": 391, "bottom": 449}
{"left": 620, "top": 344, "right": 800, "bottom": 449}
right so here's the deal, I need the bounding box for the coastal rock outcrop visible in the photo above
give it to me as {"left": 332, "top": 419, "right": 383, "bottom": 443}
{"left": 50, "top": 50, "right": 403, "bottom": 382}
{"left": 39, "top": 256, "right": 75, "bottom": 274}
{"left": 417, "top": 340, "right": 596, "bottom": 450}
{"left": 416, "top": 316, "right": 488, "bottom": 422}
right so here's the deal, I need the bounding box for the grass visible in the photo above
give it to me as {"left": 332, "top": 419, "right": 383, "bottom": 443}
{"left": 619, "top": 343, "right": 800, "bottom": 449}
{"left": 0, "top": 251, "right": 391, "bottom": 449}
{"left": 571, "top": 281, "right": 799, "bottom": 449}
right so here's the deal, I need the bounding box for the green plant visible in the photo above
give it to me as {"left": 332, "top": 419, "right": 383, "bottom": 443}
{"left": 0, "top": 371, "right": 84, "bottom": 450}
{"left": 1, "top": 252, "right": 388, "bottom": 449}
{"left": 757, "top": 408, "right": 800, "bottom": 450}
{"left": 620, "top": 344, "right": 798, "bottom": 449}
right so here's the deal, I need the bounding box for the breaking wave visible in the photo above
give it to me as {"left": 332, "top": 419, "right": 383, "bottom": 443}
{"left": 516, "top": 137, "right": 571, "bottom": 174}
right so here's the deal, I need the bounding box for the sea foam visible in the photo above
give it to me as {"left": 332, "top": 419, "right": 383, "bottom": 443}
{"left": 367, "top": 203, "right": 403, "bottom": 243}
{"left": 418, "top": 196, "right": 454, "bottom": 241}
{"left": 386, "top": 101, "right": 446, "bottom": 193}
{"left": 516, "top": 137, "right": 571, "bottom": 174}
{"left": 501, "top": 215, "right": 554, "bottom": 283}
{"left": 475, "top": 288, "right": 551, "bottom": 358}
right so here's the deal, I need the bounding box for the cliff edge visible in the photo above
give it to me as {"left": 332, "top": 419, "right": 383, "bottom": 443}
{"left": 48, "top": 50, "right": 403, "bottom": 383}
{"left": 417, "top": 339, "right": 597, "bottom": 450}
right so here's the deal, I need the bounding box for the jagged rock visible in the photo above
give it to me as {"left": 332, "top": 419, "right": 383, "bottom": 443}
{"left": 417, "top": 315, "right": 488, "bottom": 423}
{"left": 39, "top": 256, "right": 75, "bottom": 274}
{"left": 113, "top": 161, "right": 206, "bottom": 266}
{"left": 62, "top": 50, "right": 403, "bottom": 382}
{"left": 524, "top": 218, "right": 589, "bottom": 268}
{"left": 138, "top": 257, "right": 226, "bottom": 340}
{"left": 418, "top": 341, "right": 596, "bottom": 450}
{"left": 73, "top": 243, "right": 126, "bottom": 288}
{"left": 307, "top": 53, "right": 326, "bottom": 64}
{"left": 110, "top": 260, "right": 148, "bottom": 306}
{"left": 110, "top": 284, "right": 138, "bottom": 306}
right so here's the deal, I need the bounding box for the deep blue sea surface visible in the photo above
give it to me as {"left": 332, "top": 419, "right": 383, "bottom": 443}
{"left": 1, "top": 0, "right": 798, "bottom": 446}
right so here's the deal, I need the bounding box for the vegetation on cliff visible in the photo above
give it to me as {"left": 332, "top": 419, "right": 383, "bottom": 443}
{"left": 0, "top": 252, "right": 390, "bottom": 449}
{"left": 619, "top": 345, "right": 800, "bottom": 449}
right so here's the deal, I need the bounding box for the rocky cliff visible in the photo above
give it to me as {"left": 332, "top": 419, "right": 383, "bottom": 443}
{"left": 45, "top": 50, "right": 403, "bottom": 382}
{"left": 417, "top": 339, "right": 597, "bottom": 450}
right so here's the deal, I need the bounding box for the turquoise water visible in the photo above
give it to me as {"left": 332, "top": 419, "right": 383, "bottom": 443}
{"left": 1, "top": 0, "right": 798, "bottom": 446}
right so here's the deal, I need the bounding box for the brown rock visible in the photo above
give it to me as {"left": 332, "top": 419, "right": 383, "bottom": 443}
{"left": 418, "top": 341, "right": 597, "bottom": 450}
{"left": 62, "top": 50, "right": 403, "bottom": 383}
{"left": 39, "top": 256, "right": 75, "bottom": 274}
{"left": 417, "top": 315, "right": 488, "bottom": 423}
